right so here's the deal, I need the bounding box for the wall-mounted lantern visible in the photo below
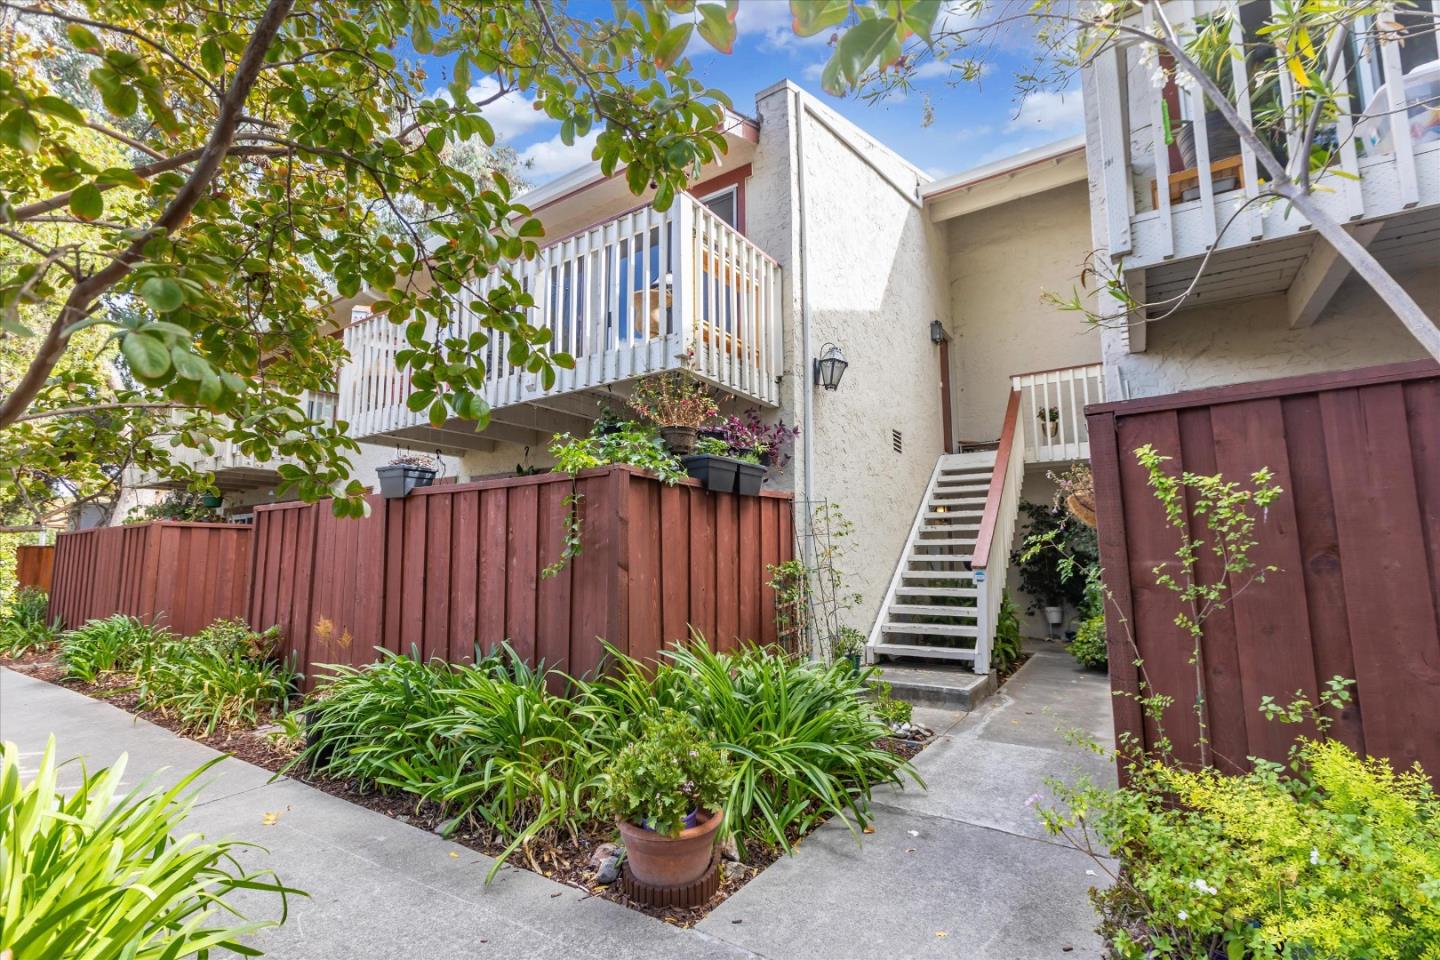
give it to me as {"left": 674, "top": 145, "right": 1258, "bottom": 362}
{"left": 813, "top": 342, "right": 849, "bottom": 391}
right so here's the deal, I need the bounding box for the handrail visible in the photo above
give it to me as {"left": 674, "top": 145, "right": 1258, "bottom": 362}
{"left": 969, "top": 389, "right": 1021, "bottom": 574}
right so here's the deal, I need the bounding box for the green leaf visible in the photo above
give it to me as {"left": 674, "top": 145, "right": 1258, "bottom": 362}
{"left": 41, "top": 166, "right": 84, "bottom": 191}
{"left": 170, "top": 346, "right": 208, "bottom": 381}
{"left": 789, "top": 0, "right": 848, "bottom": 38}
{"left": 34, "top": 95, "right": 86, "bottom": 125}
{"left": 835, "top": 18, "right": 898, "bottom": 86}
{"left": 425, "top": 126, "right": 446, "bottom": 154}
{"left": 66, "top": 23, "right": 104, "bottom": 54}
{"left": 121, "top": 332, "right": 171, "bottom": 379}
{"left": 200, "top": 39, "right": 225, "bottom": 77}
{"left": 428, "top": 399, "right": 448, "bottom": 427}
{"left": 102, "top": 84, "right": 140, "bottom": 118}
{"left": 696, "top": 4, "right": 737, "bottom": 54}
{"left": 653, "top": 23, "right": 693, "bottom": 69}
{"left": 139, "top": 277, "right": 185, "bottom": 313}
{"left": 0, "top": 109, "right": 40, "bottom": 155}
{"left": 69, "top": 183, "right": 104, "bottom": 221}
{"left": 901, "top": 0, "right": 942, "bottom": 41}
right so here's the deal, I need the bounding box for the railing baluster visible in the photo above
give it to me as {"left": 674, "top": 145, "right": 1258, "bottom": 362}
{"left": 1378, "top": 4, "right": 1419, "bottom": 207}
{"left": 1225, "top": 0, "right": 1264, "bottom": 240}
{"left": 1143, "top": 3, "right": 1175, "bottom": 256}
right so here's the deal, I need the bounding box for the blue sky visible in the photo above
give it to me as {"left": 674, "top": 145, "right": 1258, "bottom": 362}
{"left": 424, "top": 1, "right": 1084, "bottom": 188}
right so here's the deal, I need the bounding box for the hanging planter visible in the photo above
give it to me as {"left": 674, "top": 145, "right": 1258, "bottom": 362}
{"left": 659, "top": 425, "right": 698, "bottom": 456}
{"left": 377, "top": 454, "right": 439, "bottom": 499}
{"left": 201, "top": 493, "right": 224, "bottom": 509}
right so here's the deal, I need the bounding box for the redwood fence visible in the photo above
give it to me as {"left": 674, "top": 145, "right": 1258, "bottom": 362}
{"left": 249, "top": 465, "right": 794, "bottom": 685}
{"left": 50, "top": 523, "right": 253, "bottom": 636}
{"left": 1087, "top": 359, "right": 1440, "bottom": 781}
{"left": 15, "top": 544, "right": 54, "bottom": 592}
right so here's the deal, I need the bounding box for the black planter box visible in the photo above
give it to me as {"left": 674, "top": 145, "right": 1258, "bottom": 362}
{"left": 735, "top": 461, "right": 767, "bottom": 496}
{"left": 377, "top": 464, "right": 436, "bottom": 499}
{"left": 682, "top": 454, "right": 738, "bottom": 493}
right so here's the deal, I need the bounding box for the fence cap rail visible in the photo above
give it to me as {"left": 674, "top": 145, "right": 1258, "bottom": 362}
{"left": 57, "top": 520, "right": 252, "bottom": 537}
{"left": 253, "top": 462, "right": 794, "bottom": 514}
{"left": 1084, "top": 359, "right": 1439, "bottom": 419}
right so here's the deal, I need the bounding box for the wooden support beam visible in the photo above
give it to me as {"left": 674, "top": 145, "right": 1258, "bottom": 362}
{"left": 1287, "top": 221, "right": 1385, "bottom": 329}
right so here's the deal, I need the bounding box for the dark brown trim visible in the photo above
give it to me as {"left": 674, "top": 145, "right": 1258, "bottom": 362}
{"left": 1086, "top": 359, "right": 1440, "bottom": 417}
{"left": 969, "top": 389, "right": 1021, "bottom": 573}
{"left": 938, "top": 339, "right": 954, "bottom": 454}
{"left": 691, "top": 163, "right": 752, "bottom": 235}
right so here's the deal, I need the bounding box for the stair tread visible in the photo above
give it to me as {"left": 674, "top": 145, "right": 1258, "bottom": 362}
{"left": 887, "top": 604, "right": 979, "bottom": 617}
{"left": 896, "top": 587, "right": 979, "bottom": 598}
{"left": 901, "top": 570, "right": 975, "bottom": 579}
{"left": 882, "top": 621, "right": 980, "bottom": 637}
{"left": 869, "top": 642, "right": 979, "bottom": 662}
{"left": 911, "top": 539, "right": 976, "bottom": 547}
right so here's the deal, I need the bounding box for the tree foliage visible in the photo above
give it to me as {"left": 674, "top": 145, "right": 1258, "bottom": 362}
{"left": 0, "top": 0, "right": 740, "bottom": 521}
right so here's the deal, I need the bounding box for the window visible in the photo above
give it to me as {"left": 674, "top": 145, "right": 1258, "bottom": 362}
{"left": 699, "top": 186, "right": 738, "bottom": 229}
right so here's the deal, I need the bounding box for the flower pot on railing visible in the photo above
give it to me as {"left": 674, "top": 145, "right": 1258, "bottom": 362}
{"left": 734, "top": 461, "right": 766, "bottom": 496}
{"left": 377, "top": 463, "right": 437, "bottom": 499}
{"left": 682, "top": 454, "right": 738, "bottom": 493}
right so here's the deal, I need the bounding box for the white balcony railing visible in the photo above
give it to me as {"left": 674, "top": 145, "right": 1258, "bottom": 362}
{"left": 339, "top": 194, "right": 783, "bottom": 442}
{"left": 1091, "top": 3, "right": 1440, "bottom": 269}
{"left": 1011, "top": 363, "right": 1104, "bottom": 463}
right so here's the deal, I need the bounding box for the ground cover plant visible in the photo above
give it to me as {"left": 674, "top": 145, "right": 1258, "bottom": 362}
{"left": 296, "top": 640, "right": 919, "bottom": 880}
{"left": 0, "top": 736, "right": 297, "bottom": 959}
{"left": 135, "top": 619, "right": 298, "bottom": 735}
{"left": 0, "top": 586, "right": 58, "bottom": 657}
{"left": 58, "top": 614, "right": 168, "bottom": 683}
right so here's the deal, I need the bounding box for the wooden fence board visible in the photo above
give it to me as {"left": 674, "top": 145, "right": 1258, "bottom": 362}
{"left": 249, "top": 466, "right": 794, "bottom": 687}
{"left": 50, "top": 523, "right": 251, "bottom": 636}
{"left": 1088, "top": 360, "right": 1440, "bottom": 781}
{"left": 16, "top": 545, "right": 54, "bottom": 593}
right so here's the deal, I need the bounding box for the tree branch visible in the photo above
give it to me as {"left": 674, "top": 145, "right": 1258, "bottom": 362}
{"left": 0, "top": 0, "right": 297, "bottom": 430}
{"left": 14, "top": 401, "right": 188, "bottom": 423}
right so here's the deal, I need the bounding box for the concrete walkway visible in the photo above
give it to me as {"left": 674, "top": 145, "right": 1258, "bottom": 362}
{"left": 0, "top": 641, "right": 1113, "bottom": 959}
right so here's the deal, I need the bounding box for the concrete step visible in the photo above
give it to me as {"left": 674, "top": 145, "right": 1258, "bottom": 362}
{"left": 867, "top": 659, "right": 996, "bottom": 710}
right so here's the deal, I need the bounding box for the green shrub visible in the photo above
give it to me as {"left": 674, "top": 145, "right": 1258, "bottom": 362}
{"left": 0, "top": 586, "right": 58, "bottom": 657}
{"left": 0, "top": 736, "right": 297, "bottom": 958}
{"left": 991, "top": 591, "right": 1024, "bottom": 672}
{"left": 1069, "top": 612, "right": 1107, "bottom": 669}
{"left": 1050, "top": 740, "right": 1440, "bottom": 959}
{"left": 643, "top": 643, "right": 919, "bottom": 850}
{"left": 135, "top": 620, "right": 297, "bottom": 735}
{"left": 869, "top": 680, "right": 913, "bottom": 727}
{"left": 603, "top": 711, "right": 730, "bottom": 836}
{"left": 298, "top": 640, "right": 921, "bottom": 875}
{"left": 60, "top": 614, "right": 167, "bottom": 683}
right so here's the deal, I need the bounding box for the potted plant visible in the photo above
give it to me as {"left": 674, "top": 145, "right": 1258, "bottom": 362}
{"left": 719, "top": 411, "right": 799, "bottom": 468}
{"left": 376, "top": 453, "right": 439, "bottom": 499}
{"left": 628, "top": 372, "right": 718, "bottom": 456}
{"left": 683, "top": 436, "right": 739, "bottom": 493}
{"left": 1037, "top": 406, "right": 1061, "bottom": 440}
{"left": 830, "top": 625, "right": 865, "bottom": 671}
{"left": 604, "top": 712, "right": 729, "bottom": 888}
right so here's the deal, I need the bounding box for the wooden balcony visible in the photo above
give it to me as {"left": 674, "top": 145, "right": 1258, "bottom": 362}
{"left": 1011, "top": 363, "right": 1104, "bottom": 463}
{"left": 1087, "top": 4, "right": 1440, "bottom": 336}
{"left": 339, "top": 194, "right": 783, "bottom": 450}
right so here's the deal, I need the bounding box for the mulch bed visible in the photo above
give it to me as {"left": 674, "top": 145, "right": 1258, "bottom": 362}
{"left": 3, "top": 647, "right": 937, "bottom": 927}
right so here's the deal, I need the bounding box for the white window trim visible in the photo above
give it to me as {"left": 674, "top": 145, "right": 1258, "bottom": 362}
{"left": 697, "top": 184, "right": 739, "bottom": 227}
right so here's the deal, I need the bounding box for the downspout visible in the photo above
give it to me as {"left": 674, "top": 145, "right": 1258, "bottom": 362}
{"left": 793, "top": 88, "right": 818, "bottom": 659}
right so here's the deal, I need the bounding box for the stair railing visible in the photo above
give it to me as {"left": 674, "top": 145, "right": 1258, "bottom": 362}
{"left": 968, "top": 389, "right": 1024, "bottom": 673}
{"left": 864, "top": 454, "right": 948, "bottom": 662}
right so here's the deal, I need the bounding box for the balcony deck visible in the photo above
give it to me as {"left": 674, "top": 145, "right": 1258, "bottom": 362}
{"left": 339, "top": 194, "right": 783, "bottom": 451}
{"left": 1087, "top": 4, "right": 1440, "bottom": 340}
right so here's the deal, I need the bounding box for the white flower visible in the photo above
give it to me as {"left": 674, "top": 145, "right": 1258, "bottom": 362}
{"left": 1191, "top": 878, "right": 1219, "bottom": 896}
{"left": 1178, "top": 910, "right": 1188, "bottom": 922}
{"left": 1024, "top": 792, "right": 1043, "bottom": 807}
{"left": 1310, "top": 848, "right": 1320, "bottom": 865}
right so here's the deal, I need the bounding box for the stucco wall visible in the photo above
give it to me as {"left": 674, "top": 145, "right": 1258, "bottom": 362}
{"left": 1102, "top": 264, "right": 1436, "bottom": 400}
{"left": 749, "top": 83, "right": 950, "bottom": 643}
{"left": 943, "top": 181, "right": 1101, "bottom": 444}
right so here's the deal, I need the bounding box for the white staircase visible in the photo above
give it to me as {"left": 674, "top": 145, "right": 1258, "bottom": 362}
{"left": 867, "top": 392, "right": 1028, "bottom": 673}
{"left": 867, "top": 451, "right": 994, "bottom": 667}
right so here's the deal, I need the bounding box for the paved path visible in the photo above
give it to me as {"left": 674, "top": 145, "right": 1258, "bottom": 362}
{"left": 1, "top": 641, "right": 1113, "bottom": 959}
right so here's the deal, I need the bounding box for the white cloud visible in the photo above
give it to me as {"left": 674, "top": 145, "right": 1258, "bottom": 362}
{"left": 1003, "top": 89, "right": 1083, "bottom": 135}
{"left": 469, "top": 77, "right": 546, "bottom": 143}
{"left": 736, "top": 1, "right": 829, "bottom": 52}
{"left": 801, "top": 60, "right": 826, "bottom": 80}
{"left": 518, "top": 130, "right": 601, "bottom": 180}
{"left": 953, "top": 123, "right": 994, "bottom": 142}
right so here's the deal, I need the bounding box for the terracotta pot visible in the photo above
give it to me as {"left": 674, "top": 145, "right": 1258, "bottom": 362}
{"left": 659, "top": 425, "right": 698, "bottom": 456}
{"left": 616, "top": 807, "right": 722, "bottom": 887}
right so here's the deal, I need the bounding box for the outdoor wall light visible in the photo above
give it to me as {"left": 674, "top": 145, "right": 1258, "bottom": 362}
{"left": 930, "top": 320, "right": 947, "bottom": 344}
{"left": 813, "top": 342, "right": 849, "bottom": 391}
